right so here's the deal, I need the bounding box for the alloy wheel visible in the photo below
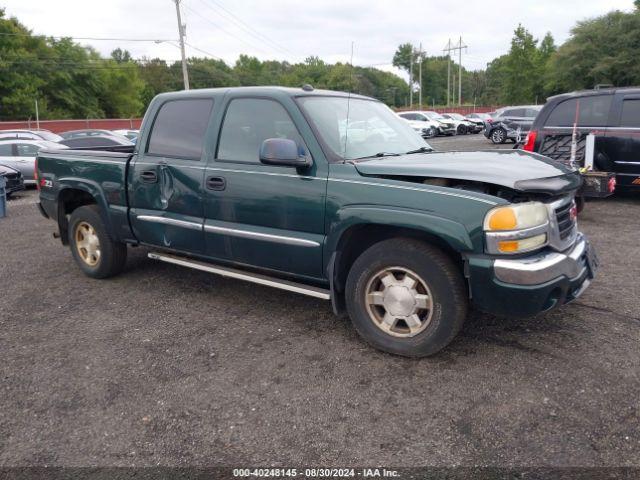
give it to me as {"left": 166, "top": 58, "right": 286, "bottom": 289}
{"left": 364, "top": 266, "right": 434, "bottom": 338}
{"left": 75, "top": 221, "right": 101, "bottom": 266}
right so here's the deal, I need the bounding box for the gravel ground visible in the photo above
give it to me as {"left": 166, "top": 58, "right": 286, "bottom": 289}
{"left": 1, "top": 135, "right": 639, "bottom": 469}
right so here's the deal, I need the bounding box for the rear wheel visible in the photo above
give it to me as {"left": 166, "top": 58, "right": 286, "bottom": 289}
{"left": 68, "top": 205, "right": 127, "bottom": 279}
{"left": 457, "top": 124, "right": 467, "bottom": 135}
{"left": 345, "top": 238, "right": 468, "bottom": 357}
{"left": 491, "top": 127, "right": 507, "bottom": 144}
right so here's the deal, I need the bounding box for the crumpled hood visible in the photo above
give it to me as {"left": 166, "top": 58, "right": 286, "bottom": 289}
{"left": 353, "top": 150, "right": 581, "bottom": 194}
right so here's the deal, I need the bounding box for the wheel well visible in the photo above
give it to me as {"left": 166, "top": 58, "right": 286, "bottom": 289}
{"left": 57, "top": 189, "right": 97, "bottom": 245}
{"left": 332, "top": 224, "right": 465, "bottom": 297}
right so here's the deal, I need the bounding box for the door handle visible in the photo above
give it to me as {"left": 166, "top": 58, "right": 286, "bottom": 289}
{"left": 140, "top": 170, "right": 158, "bottom": 184}
{"left": 206, "top": 176, "right": 226, "bottom": 191}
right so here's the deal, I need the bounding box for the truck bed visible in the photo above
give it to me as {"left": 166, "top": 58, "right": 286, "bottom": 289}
{"left": 37, "top": 147, "right": 136, "bottom": 242}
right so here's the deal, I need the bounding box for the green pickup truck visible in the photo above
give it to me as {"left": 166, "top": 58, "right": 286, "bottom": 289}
{"left": 36, "top": 86, "right": 598, "bottom": 357}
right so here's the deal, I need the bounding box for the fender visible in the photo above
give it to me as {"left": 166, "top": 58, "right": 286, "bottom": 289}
{"left": 56, "top": 177, "right": 119, "bottom": 242}
{"left": 326, "top": 204, "right": 477, "bottom": 257}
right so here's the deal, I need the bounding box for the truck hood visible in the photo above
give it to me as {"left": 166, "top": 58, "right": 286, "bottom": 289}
{"left": 353, "top": 150, "right": 581, "bottom": 195}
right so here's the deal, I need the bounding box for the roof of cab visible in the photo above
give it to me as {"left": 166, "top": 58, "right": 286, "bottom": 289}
{"left": 153, "top": 86, "right": 377, "bottom": 102}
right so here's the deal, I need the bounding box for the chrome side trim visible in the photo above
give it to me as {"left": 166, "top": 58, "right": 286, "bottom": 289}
{"left": 328, "top": 178, "right": 497, "bottom": 205}
{"left": 148, "top": 252, "right": 331, "bottom": 300}
{"left": 204, "top": 224, "right": 320, "bottom": 247}
{"left": 493, "top": 234, "right": 588, "bottom": 285}
{"left": 137, "top": 215, "right": 203, "bottom": 231}
{"left": 206, "top": 166, "right": 320, "bottom": 181}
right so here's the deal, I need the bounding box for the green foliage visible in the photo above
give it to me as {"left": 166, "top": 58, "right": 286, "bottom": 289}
{"left": 546, "top": 10, "right": 640, "bottom": 93}
{"left": 4, "top": 5, "right": 640, "bottom": 120}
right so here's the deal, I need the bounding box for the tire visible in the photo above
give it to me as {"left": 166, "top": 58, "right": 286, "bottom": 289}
{"left": 427, "top": 126, "right": 437, "bottom": 138}
{"left": 457, "top": 124, "right": 467, "bottom": 135}
{"left": 491, "top": 127, "right": 507, "bottom": 144}
{"left": 345, "top": 238, "right": 468, "bottom": 357}
{"left": 68, "top": 204, "right": 127, "bottom": 279}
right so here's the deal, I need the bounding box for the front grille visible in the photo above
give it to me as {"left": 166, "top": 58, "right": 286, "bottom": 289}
{"left": 555, "top": 202, "right": 575, "bottom": 240}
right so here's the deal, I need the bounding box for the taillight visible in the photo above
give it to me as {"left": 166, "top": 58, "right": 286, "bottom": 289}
{"left": 608, "top": 176, "right": 616, "bottom": 193}
{"left": 34, "top": 157, "right": 40, "bottom": 191}
{"left": 523, "top": 130, "right": 537, "bottom": 151}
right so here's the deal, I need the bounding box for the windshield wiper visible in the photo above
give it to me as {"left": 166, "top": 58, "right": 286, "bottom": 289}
{"left": 352, "top": 152, "right": 401, "bottom": 161}
{"left": 405, "top": 146, "right": 433, "bottom": 155}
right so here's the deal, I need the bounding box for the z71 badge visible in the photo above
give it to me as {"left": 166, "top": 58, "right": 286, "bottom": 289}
{"left": 40, "top": 178, "right": 53, "bottom": 188}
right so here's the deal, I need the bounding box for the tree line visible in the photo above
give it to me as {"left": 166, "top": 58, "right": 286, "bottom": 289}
{"left": 395, "top": 2, "right": 640, "bottom": 107}
{"left": 1, "top": 3, "right": 639, "bottom": 121}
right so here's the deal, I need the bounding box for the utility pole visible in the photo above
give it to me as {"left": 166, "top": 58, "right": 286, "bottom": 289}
{"left": 443, "top": 39, "right": 452, "bottom": 107}
{"left": 409, "top": 47, "right": 413, "bottom": 108}
{"left": 443, "top": 37, "right": 467, "bottom": 106}
{"left": 418, "top": 42, "right": 423, "bottom": 110}
{"left": 34, "top": 99, "right": 39, "bottom": 129}
{"left": 173, "top": 0, "right": 190, "bottom": 90}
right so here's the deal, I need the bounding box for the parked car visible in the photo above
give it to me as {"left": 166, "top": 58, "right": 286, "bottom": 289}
{"left": 0, "top": 139, "right": 64, "bottom": 184}
{"left": 396, "top": 112, "right": 439, "bottom": 138}
{"left": 441, "top": 113, "right": 477, "bottom": 134}
{"left": 112, "top": 129, "right": 140, "bottom": 141}
{"left": 0, "top": 129, "right": 63, "bottom": 142}
{"left": 467, "top": 112, "right": 492, "bottom": 122}
{"left": 0, "top": 163, "right": 25, "bottom": 197}
{"left": 523, "top": 86, "right": 640, "bottom": 194}
{"left": 484, "top": 106, "right": 542, "bottom": 144}
{"left": 449, "top": 113, "right": 484, "bottom": 133}
{"left": 59, "top": 135, "right": 134, "bottom": 149}
{"left": 37, "top": 86, "right": 596, "bottom": 357}
{"left": 60, "top": 129, "right": 116, "bottom": 139}
{"left": 398, "top": 111, "right": 456, "bottom": 136}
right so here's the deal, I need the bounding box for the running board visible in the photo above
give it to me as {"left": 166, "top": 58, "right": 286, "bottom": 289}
{"left": 147, "top": 252, "right": 331, "bottom": 300}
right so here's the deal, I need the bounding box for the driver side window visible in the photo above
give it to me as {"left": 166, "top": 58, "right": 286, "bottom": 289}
{"left": 217, "top": 98, "right": 307, "bottom": 164}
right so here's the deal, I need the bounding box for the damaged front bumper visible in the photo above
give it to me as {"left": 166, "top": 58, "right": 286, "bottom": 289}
{"left": 466, "top": 233, "right": 597, "bottom": 317}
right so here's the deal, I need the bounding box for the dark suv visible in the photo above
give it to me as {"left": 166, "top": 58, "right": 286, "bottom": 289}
{"left": 523, "top": 87, "right": 640, "bottom": 191}
{"left": 484, "top": 106, "right": 542, "bottom": 144}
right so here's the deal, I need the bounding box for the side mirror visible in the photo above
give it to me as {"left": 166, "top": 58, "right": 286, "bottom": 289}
{"left": 259, "top": 138, "right": 311, "bottom": 168}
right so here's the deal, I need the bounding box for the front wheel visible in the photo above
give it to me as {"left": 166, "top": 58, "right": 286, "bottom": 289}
{"left": 68, "top": 205, "right": 127, "bottom": 279}
{"left": 345, "top": 238, "right": 468, "bottom": 357}
{"left": 491, "top": 127, "right": 507, "bottom": 144}
{"left": 457, "top": 124, "right": 467, "bottom": 135}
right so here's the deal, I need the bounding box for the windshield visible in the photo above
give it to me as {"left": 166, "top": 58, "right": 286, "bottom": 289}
{"left": 425, "top": 112, "right": 446, "bottom": 121}
{"left": 448, "top": 113, "right": 465, "bottom": 120}
{"left": 298, "top": 97, "right": 429, "bottom": 161}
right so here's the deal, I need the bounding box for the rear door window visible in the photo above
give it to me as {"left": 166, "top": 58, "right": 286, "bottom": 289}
{"left": 620, "top": 99, "right": 640, "bottom": 128}
{"left": 545, "top": 96, "right": 612, "bottom": 127}
{"left": 147, "top": 98, "right": 214, "bottom": 160}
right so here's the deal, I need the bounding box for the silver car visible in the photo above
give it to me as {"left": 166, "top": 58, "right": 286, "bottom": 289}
{"left": 0, "top": 139, "right": 65, "bottom": 185}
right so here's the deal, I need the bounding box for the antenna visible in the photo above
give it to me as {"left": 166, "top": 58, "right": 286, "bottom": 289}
{"left": 343, "top": 41, "right": 355, "bottom": 161}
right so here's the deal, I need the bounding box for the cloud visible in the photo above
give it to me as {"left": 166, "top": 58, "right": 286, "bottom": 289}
{"left": 3, "top": 0, "right": 636, "bottom": 72}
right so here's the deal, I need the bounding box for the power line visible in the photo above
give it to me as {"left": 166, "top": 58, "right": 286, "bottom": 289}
{"left": 0, "top": 31, "right": 175, "bottom": 43}
{"left": 182, "top": 3, "right": 271, "bottom": 55}
{"left": 198, "top": 0, "right": 294, "bottom": 56}
{"left": 184, "top": 41, "right": 225, "bottom": 61}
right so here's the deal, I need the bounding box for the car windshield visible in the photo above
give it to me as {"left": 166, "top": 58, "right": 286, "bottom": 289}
{"left": 425, "top": 112, "right": 446, "bottom": 121}
{"left": 448, "top": 113, "right": 465, "bottom": 120}
{"left": 298, "top": 96, "right": 429, "bottom": 160}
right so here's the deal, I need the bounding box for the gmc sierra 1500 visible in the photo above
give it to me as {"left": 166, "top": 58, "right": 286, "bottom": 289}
{"left": 36, "top": 86, "right": 598, "bottom": 357}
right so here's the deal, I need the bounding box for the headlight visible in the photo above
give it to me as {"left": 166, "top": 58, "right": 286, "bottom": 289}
{"left": 484, "top": 202, "right": 549, "bottom": 254}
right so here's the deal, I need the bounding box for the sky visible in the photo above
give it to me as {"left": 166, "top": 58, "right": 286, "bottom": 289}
{"left": 2, "top": 0, "right": 636, "bottom": 77}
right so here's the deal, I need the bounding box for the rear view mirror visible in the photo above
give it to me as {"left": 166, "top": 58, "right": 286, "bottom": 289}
{"left": 259, "top": 138, "right": 311, "bottom": 168}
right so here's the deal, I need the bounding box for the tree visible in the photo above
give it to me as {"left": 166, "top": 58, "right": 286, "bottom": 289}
{"left": 546, "top": 9, "right": 640, "bottom": 93}
{"left": 504, "top": 25, "right": 539, "bottom": 104}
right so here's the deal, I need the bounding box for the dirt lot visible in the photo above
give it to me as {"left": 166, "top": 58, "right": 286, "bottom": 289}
{"left": 1, "top": 134, "right": 639, "bottom": 468}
